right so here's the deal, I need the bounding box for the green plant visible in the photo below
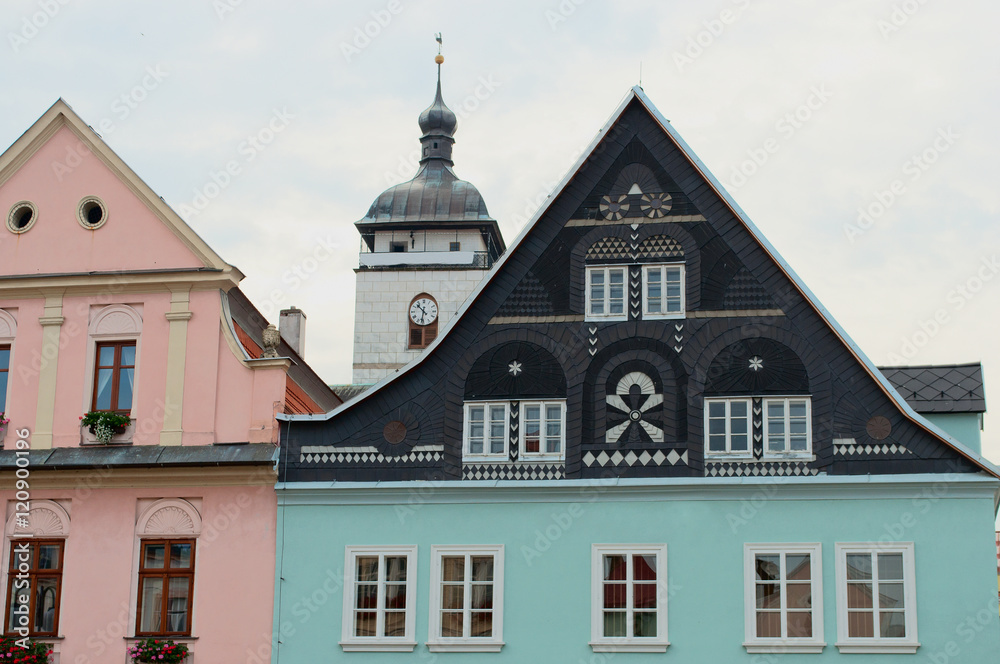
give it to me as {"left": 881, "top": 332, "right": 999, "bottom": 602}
{"left": 0, "top": 412, "right": 9, "bottom": 427}
{"left": 80, "top": 411, "right": 131, "bottom": 444}
{"left": 128, "top": 638, "right": 189, "bottom": 663}
{"left": 0, "top": 635, "right": 52, "bottom": 663}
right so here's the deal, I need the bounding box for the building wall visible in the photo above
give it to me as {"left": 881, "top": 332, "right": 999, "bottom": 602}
{"left": 923, "top": 413, "right": 983, "bottom": 455}
{"left": 274, "top": 479, "right": 1000, "bottom": 663}
{"left": 2, "top": 477, "right": 276, "bottom": 664}
{"left": 352, "top": 268, "right": 488, "bottom": 384}
{"left": 370, "top": 229, "right": 487, "bottom": 253}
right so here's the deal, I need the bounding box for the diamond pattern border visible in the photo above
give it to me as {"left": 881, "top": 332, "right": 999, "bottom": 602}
{"left": 582, "top": 449, "right": 688, "bottom": 467}
{"left": 704, "top": 462, "right": 819, "bottom": 477}
{"left": 462, "top": 464, "right": 565, "bottom": 480}
{"left": 834, "top": 443, "right": 911, "bottom": 456}
{"left": 300, "top": 445, "right": 444, "bottom": 464}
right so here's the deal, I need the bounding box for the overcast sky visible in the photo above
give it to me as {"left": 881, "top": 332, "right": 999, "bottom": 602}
{"left": 3, "top": 0, "right": 998, "bottom": 461}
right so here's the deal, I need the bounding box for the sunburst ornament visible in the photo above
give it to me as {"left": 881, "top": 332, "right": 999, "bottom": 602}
{"left": 748, "top": 356, "right": 764, "bottom": 372}
{"left": 508, "top": 360, "right": 523, "bottom": 376}
{"left": 605, "top": 372, "right": 664, "bottom": 444}
{"left": 640, "top": 192, "right": 673, "bottom": 218}
{"left": 599, "top": 194, "right": 630, "bottom": 221}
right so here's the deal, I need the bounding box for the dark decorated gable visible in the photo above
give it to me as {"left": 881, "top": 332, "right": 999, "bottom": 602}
{"left": 281, "top": 89, "right": 992, "bottom": 483}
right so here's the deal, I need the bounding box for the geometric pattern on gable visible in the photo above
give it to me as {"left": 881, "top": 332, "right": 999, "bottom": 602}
{"left": 465, "top": 341, "right": 567, "bottom": 400}
{"left": 586, "top": 237, "right": 630, "bottom": 261}
{"left": 571, "top": 137, "right": 703, "bottom": 220}
{"left": 638, "top": 235, "right": 683, "bottom": 260}
{"left": 496, "top": 269, "right": 556, "bottom": 317}
{"left": 723, "top": 267, "right": 777, "bottom": 310}
{"left": 704, "top": 338, "right": 809, "bottom": 395}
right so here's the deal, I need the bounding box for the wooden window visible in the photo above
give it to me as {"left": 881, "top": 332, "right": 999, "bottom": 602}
{"left": 341, "top": 546, "right": 417, "bottom": 651}
{"left": 0, "top": 344, "right": 9, "bottom": 412}
{"left": 427, "top": 545, "right": 505, "bottom": 652}
{"left": 136, "top": 539, "right": 195, "bottom": 636}
{"left": 92, "top": 341, "right": 136, "bottom": 413}
{"left": 4, "top": 540, "right": 63, "bottom": 636}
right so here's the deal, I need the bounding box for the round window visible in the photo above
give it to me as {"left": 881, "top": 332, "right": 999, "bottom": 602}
{"left": 6, "top": 201, "right": 38, "bottom": 234}
{"left": 77, "top": 197, "right": 108, "bottom": 229}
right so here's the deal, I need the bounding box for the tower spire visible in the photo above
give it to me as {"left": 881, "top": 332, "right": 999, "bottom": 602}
{"left": 418, "top": 33, "right": 457, "bottom": 165}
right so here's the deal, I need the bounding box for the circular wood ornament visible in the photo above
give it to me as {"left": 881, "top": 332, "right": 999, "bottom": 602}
{"left": 866, "top": 415, "right": 892, "bottom": 440}
{"left": 383, "top": 420, "right": 408, "bottom": 444}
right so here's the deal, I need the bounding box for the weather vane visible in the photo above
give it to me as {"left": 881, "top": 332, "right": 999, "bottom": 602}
{"left": 435, "top": 32, "right": 444, "bottom": 65}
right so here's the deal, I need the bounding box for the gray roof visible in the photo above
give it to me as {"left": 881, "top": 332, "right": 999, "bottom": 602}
{"left": 360, "top": 161, "right": 493, "bottom": 225}
{"left": 0, "top": 443, "right": 277, "bottom": 470}
{"left": 330, "top": 384, "right": 373, "bottom": 401}
{"left": 879, "top": 363, "right": 986, "bottom": 413}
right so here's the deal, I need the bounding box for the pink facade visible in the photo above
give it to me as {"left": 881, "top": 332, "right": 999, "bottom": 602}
{"left": 0, "top": 101, "right": 337, "bottom": 663}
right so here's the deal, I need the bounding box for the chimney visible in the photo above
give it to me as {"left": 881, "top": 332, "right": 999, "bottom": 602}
{"left": 279, "top": 307, "right": 306, "bottom": 357}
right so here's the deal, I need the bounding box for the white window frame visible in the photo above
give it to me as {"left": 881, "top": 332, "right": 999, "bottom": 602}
{"left": 463, "top": 401, "right": 510, "bottom": 462}
{"left": 704, "top": 397, "right": 753, "bottom": 458}
{"left": 834, "top": 542, "right": 918, "bottom": 654}
{"left": 762, "top": 397, "right": 813, "bottom": 459}
{"left": 641, "top": 264, "right": 685, "bottom": 319}
{"left": 340, "top": 545, "right": 418, "bottom": 652}
{"left": 585, "top": 266, "right": 628, "bottom": 322}
{"left": 427, "top": 545, "right": 505, "bottom": 652}
{"left": 590, "top": 544, "right": 670, "bottom": 652}
{"left": 743, "top": 543, "right": 825, "bottom": 653}
{"left": 519, "top": 400, "right": 566, "bottom": 462}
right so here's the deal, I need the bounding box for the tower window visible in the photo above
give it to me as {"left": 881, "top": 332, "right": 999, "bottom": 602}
{"left": 433, "top": 142, "right": 438, "bottom": 148}
{"left": 450, "top": 242, "right": 461, "bottom": 252}
{"left": 390, "top": 242, "right": 407, "bottom": 253}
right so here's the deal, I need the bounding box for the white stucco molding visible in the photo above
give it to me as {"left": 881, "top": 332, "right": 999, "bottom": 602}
{"left": 89, "top": 303, "right": 143, "bottom": 337}
{"left": 136, "top": 498, "right": 202, "bottom": 537}
{"left": 0, "top": 308, "right": 16, "bottom": 340}
{"left": 4, "top": 499, "right": 71, "bottom": 538}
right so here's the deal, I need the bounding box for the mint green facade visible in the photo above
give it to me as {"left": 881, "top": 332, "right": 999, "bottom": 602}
{"left": 925, "top": 413, "right": 984, "bottom": 455}
{"left": 273, "top": 476, "right": 1000, "bottom": 663}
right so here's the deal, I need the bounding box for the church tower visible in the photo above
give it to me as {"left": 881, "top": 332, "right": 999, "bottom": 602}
{"left": 352, "top": 53, "right": 505, "bottom": 384}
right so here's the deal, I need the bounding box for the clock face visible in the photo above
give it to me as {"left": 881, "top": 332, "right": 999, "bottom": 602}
{"left": 409, "top": 297, "right": 438, "bottom": 326}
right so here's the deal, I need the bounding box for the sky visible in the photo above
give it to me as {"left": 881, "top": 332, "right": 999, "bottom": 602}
{"left": 2, "top": 0, "right": 998, "bottom": 461}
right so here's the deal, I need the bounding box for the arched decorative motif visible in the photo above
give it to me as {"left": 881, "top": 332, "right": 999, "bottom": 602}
{"left": 136, "top": 499, "right": 202, "bottom": 537}
{"left": 5, "top": 500, "right": 70, "bottom": 538}
{"left": 605, "top": 371, "right": 664, "bottom": 444}
{"left": 611, "top": 163, "right": 662, "bottom": 197}
{"left": 585, "top": 235, "right": 683, "bottom": 264}
{"left": 0, "top": 309, "right": 16, "bottom": 339}
{"left": 90, "top": 304, "right": 142, "bottom": 337}
{"left": 704, "top": 338, "right": 809, "bottom": 395}
{"left": 586, "top": 237, "right": 630, "bottom": 262}
{"left": 637, "top": 235, "right": 683, "bottom": 260}
{"left": 465, "top": 341, "right": 566, "bottom": 400}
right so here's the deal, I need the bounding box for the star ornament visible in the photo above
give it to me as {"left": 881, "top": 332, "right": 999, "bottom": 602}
{"left": 748, "top": 356, "right": 764, "bottom": 372}
{"left": 508, "top": 360, "right": 523, "bottom": 376}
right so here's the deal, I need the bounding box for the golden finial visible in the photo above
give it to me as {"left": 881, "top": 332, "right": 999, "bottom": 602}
{"left": 435, "top": 32, "right": 444, "bottom": 64}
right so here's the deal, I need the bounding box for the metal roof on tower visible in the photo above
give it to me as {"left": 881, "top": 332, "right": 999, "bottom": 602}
{"left": 356, "top": 53, "right": 502, "bottom": 244}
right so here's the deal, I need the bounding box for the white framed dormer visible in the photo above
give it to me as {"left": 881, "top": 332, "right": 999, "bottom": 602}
{"left": 2, "top": 500, "right": 70, "bottom": 660}
{"left": 743, "top": 543, "right": 825, "bottom": 653}
{"left": 590, "top": 543, "right": 670, "bottom": 652}
{"left": 0, "top": 308, "right": 16, "bottom": 427}
{"left": 585, "top": 266, "right": 628, "bottom": 322}
{"left": 519, "top": 401, "right": 566, "bottom": 462}
{"left": 704, "top": 397, "right": 753, "bottom": 459}
{"left": 127, "top": 499, "right": 202, "bottom": 650}
{"left": 834, "top": 542, "right": 919, "bottom": 654}
{"left": 463, "top": 401, "right": 510, "bottom": 462}
{"left": 427, "top": 545, "right": 505, "bottom": 652}
{"left": 83, "top": 304, "right": 143, "bottom": 418}
{"left": 641, "top": 264, "right": 685, "bottom": 319}
{"left": 340, "top": 545, "right": 418, "bottom": 652}
{"left": 762, "top": 397, "right": 812, "bottom": 459}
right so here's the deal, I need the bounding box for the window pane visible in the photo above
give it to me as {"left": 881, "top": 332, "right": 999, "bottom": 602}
{"left": 33, "top": 577, "right": 58, "bottom": 633}
{"left": 880, "top": 611, "right": 906, "bottom": 637}
{"left": 730, "top": 401, "right": 748, "bottom": 417}
{"left": 731, "top": 434, "right": 748, "bottom": 451}
{"left": 471, "top": 584, "right": 493, "bottom": 609}
{"left": 708, "top": 401, "right": 726, "bottom": 417}
{"left": 633, "top": 555, "right": 657, "bottom": 581}
{"left": 786, "top": 582, "right": 811, "bottom": 608}
{"left": 37, "top": 545, "right": 61, "bottom": 570}
{"left": 384, "top": 611, "right": 406, "bottom": 637}
{"left": 756, "top": 611, "right": 781, "bottom": 638}
{"left": 385, "top": 556, "right": 406, "bottom": 582}
{"left": 144, "top": 543, "right": 166, "bottom": 569}
{"left": 708, "top": 434, "right": 726, "bottom": 452}
{"left": 525, "top": 405, "right": 540, "bottom": 421}
{"left": 847, "top": 583, "right": 873, "bottom": 609}
{"left": 442, "top": 585, "right": 464, "bottom": 610}
{"left": 121, "top": 344, "right": 136, "bottom": 366}
{"left": 789, "top": 400, "right": 807, "bottom": 417}
{"left": 755, "top": 555, "right": 780, "bottom": 581}
{"left": 0, "top": 348, "right": 9, "bottom": 370}
{"left": 787, "top": 611, "right": 812, "bottom": 638}
{"left": 95, "top": 368, "right": 113, "bottom": 410}
{"left": 604, "top": 554, "right": 626, "bottom": 580}
{"left": 355, "top": 611, "right": 377, "bottom": 637}
{"left": 442, "top": 556, "right": 464, "bottom": 582}
{"left": 603, "top": 583, "right": 626, "bottom": 609}
{"left": 441, "top": 611, "right": 463, "bottom": 637}
{"left": 731, "top": 417, "right": 748, "bottom": 435}
{"left": 603, "top": 612, "right": 626, "bottom": 637}
{"left": 169, "top": 543, "right": 192, "bottom": 569}
{"left": 386, "top": 584, "right": 407, "bottom": 609}
{"left": 846, "top": 554, "right": 872, "bottom": 579}
{"left": 117, "top": 367, "right": 134, "bottom": 410}
{"left": 471, "top": 611, "right": 493, "bottom": 637}
{"left": 471, "top": 556, "right": 494, "bottom": 582}
{"left": 633, "top": 611, "right": 657, "bottom": 637}
{"left": 879, "top": 583, "right": 905, "bottom": 609}
{"left": 767, "top": 402, "right": 784, "bottom": 418}
{"left": 139, "top": 577, "right": 163, "bottom": 633}
{"left": 166, "top": 577, "right": 189, "bottom": 632}
{"left": 356, "top": 584, "right": 377, "bottom": 609}
{"left": 848, "top": 611, "right": 875, "bottom": 638}
{"left": 708, "top": 419, "right": 726, "bottom": 435}
{"left": 98, "top": 345, "right": 115, "bottom": 366}
{"left": 878, "top": 553, "right": 904, "bottom": 580}
{"left": 633, "top": 583, "right": 656, "bottom": 609}
{"left": 756, "top": 584, "right": 780, "bottom": 609}
{"left": 786, "top": 554, "right": 810, "bottom": 580}
{"left": 7, "top": 581, "right": 29, "bottom": 632}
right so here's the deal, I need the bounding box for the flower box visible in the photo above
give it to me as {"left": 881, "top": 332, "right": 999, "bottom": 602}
{"left": 79, "top": 418, "right": 135, "bottom": 445}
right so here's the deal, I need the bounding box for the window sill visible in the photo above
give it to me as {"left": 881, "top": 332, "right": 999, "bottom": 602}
{"left": 463, "top": 455, "right": 512, "bottom": 464}
{"left": 835, "top": 641, "right": 919, "bottom": 654}
{"left": 590, "top": 640, "right": 669, "bottom": 653}
{"left": 340, "top": 641, "right": 417, "bottom": 652}
{"left": 705, "top": 453, "right": 755, "bottom": 461}
{"left": 427, "top": 640, "right": 504, "bottom": 652}
{"left": 585, "top": 315, "right": 628, "bottom": 323}
{"left": 761, "top": 453, "right": 815, "bottom": 462}
{"left": 642, "top": 312, "right": 685, "bottom": 320}
{"left": 80, "top": 418, "right": 135, "bottom": 446}
{"left": 744, "top": 641, "right": 825, "bottom": 653}
{"left": 519, "top": 455, "right": 565, "bottom": 463}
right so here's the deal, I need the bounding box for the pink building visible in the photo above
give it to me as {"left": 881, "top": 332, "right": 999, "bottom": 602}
{"left": 0, "top": 100, "right": 339, "bottom": 663}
